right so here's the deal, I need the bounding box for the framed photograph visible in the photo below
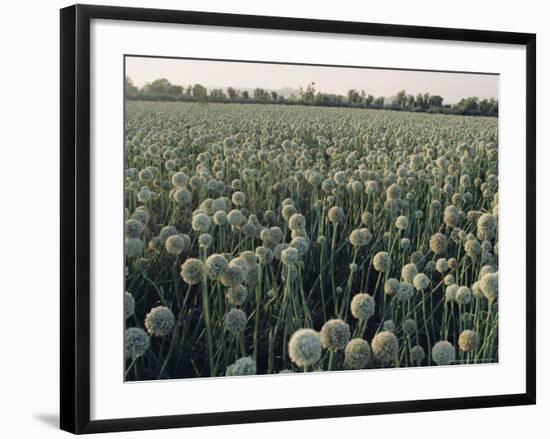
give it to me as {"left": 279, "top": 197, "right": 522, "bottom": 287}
{"left": 60, "top": 4, "right": 536, "bottom": 434}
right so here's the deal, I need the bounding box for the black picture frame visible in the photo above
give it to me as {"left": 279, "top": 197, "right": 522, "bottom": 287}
{"left": 60, "top": 4, "right": 536, "bottom": 434}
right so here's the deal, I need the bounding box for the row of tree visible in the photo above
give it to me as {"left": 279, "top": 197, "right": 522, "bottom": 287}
{"left": 125, "top": 77, "right": 498, "bottom": 117}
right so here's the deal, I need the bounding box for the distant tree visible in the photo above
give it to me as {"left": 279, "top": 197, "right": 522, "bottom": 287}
{"left": 428, "top": 95, "right": 444, "bottom": 109}
{"left": 227, "top": 87, "right": 239, "bottom": 99}
{"left": 395, "top": 90, "right": 407, "bottom": 109}
{"left": 365, "top": 94, "right": 374, "bottom": 107}
{"left": 347, "top": 89, "right": 361, "bottom": 106}
{"left": 373, "top": 96, "right": 385, "bottom": 108}
{"left": 125, "top": 76, "right": 139, "bottom": 99}
{"left": 455, "top": 96, "right": 479, "bottom": 115}
{"left": 479, "top": 98, "right": 498, "bottom": 116}
{"left": 143, "top": 78, "right": 182, "bottom": 96}
{"left": 301, "top": 82, "right": 316, "bottom": 105}
{"left": 253, "top": 88, "right": 271, "bottom": 101}
{"left": 415, "top": 93, "right": 425, "bottom": 110}
{"left": 271, "top": 91, "right": 278, "bottom": 101}
{"left": 407, "top": 94, "right": 415, "bottom": 109}
{"left": 242, "top": 90, "right": 249, "bottom": 99}
{"left": 210, "top": 88, "right": 227, "bottom": 100}
{"left": 192, "top": 83, "right": 208, "bottom": 101}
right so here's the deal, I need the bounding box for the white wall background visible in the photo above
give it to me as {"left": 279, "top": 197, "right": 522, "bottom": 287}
{"left": 0, "top": 0, "right": 546, "bottom": 437}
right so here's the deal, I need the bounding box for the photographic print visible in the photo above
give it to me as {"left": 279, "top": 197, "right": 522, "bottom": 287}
{"left": 123, "top": 56, "right": 499, "bottom": 381}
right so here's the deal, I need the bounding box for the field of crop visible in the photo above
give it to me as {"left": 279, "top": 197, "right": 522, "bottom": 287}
{"left": 124, "top": 101, "right": 499, "bottom": 380}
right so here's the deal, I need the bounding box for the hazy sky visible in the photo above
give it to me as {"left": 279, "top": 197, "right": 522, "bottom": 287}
{"left": 126, "top": 56, "right": 498, "bottom": 104}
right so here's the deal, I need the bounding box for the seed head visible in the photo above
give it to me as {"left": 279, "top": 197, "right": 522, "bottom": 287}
{"left": 180, "top": 258, "right": 204, "bottom": 285}
{"left": 480, "top": 272, "right": 498, "bottom": 301}
{"left": 344, "top": 338, "right": 371, "bottom": 369}
{"left": 288, "top": 329, "right": 323, "bottom": 367}
{"left": 224, "top": 308, "right": 248, "bottom": 334}
{"left": 432, "top": 340, "right": 456, "bottom": 365}
{"left": 371, "top": 331, "right": 399, "bottom": 362}
{"left": 429, "top": 233, "right": 448, "bottom": 255}
{"left": 226, "top": 357, "right": 257, "bottom": 376}
{"left": 125, "top": 327, "right": 150, "bottom": 359}
{"left": 124, "top": 291, "right": 135, "bottom": 319}
{"left": 350, "top": 293, "right": 375, "bottom": 321}
{"left": 320, "top": 319, "right": 351, "bottom": 351}
{"left": 328, "top": 206, "right": 345, "bottom": 224}
{"left": 413, "top": 273, "right": 430, "bottom": 291}
{"left": 373, "top": 252, "right": 391, "bottom": 272}
{"left": 458, "top": 330, "right": 480, "bottom": 352}
{"left": 144, "top": 306, "right": 175, "bottom": 337}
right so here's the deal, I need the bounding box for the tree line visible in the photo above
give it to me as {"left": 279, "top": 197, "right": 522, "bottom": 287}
{"left": 125, "top": 77, "right": 498, "bottom": 117}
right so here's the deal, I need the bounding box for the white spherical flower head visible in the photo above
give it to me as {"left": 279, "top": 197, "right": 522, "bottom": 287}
{"left": 288, "top": 329, "right": 322, "bottom": 368}
{"left": 444, "top": 205, "right": 459, "bottom": 227}
{"left": 125, "top": 327, "right": 150, "bottom": 359}
{"left": 173, "top": 187, "right": 192, "bottom": 206}
{"left": 349, "top": 228, "right": 371, "bottom": 247}
{"left": 219, "top": 265, "right": 245, "bottom": 288}
{"left": 144, "top": 306, "right": 175, "bottom": 337}
{"left": 477, "top": 213, "right": 497, "bottom": 240}
{"left": 400, "top": 238, "right": 411, "bottom": 250}
{"left": 125, "top": 238, "right": 144, "bottom": 258}
{"left": 435, "top": 258, "right": 449, "bottom": 273}
{"left": 255, "top": 246, "right": 274, "bottom": 265}
{"left": 192, "top": 213, "right": 211, "bottom": 233}
{"left": 384, "top": 278, "right": 400, "bottom": 296}
{"left": 401, "top": 263, "right": 418, "bottom": 283}
{"left": 386, "top": 183, "right": 402, "bottom": 200}
{"left": 224, "top": 308, "right": 248, "bottom": 334}
{"left": 445, "top": 284, "right": 459, "bottom": 302}
{"left": 226, "top": 357, "right": 257, "bottom": 376}
{"left": 413, "top": 273, "right": 430, "bottom": 291}
{"left": 132, "top": 207, "right": 150, "bottom": 225}
{"left": 429, "top": 233, "right": 448, "bottom": 255}
{"left": 479, "top": 265, "right": 495, "bottom": 279}
{"left": 159, "top": 225, "right": 178, "bottom": 244}
{"left": 443, "top": 274, "right": 455, "bottom": 286}
{"left": 395, "top": 215, "right": 408, "bottom": 230}
{"left": 280, "top": 247, "right": 300, "bottom": 266}
{"left": 125, "top": 219, "right": 144, "bottom": 238}
{"left": 350, "top": 293, "right": 375, "bottom": 321}
{"left": 320, "top": 319, "right": 351, "bottom": 351}
{"left": 226, "top": 284, "right": 248, "bottom": 306}
{"left": 456, "top": 286, "right": 472, "bottom": 305}
{"left": 180, "top": 258, "right": 204, "bottom": 285}
{"left": 344, "top": 338, "right": 371, "bottom": 369}
{"left": 458, "top": 330, "right": 480, "bottom": 352}
{"left": 171, "top": 171, "right": 189, "bottom": 188}
{"left": 290, "top": 237, "right": 310, "bottom": 258}
{"left": 410, "top": 345, "right": 425, "bottom": 364}
{"left": 165, "top": 234, "right": 187, "bottom": 255}
{"left": 334, "top": 170, "right": 347, "bottom": 185}
{"left": 373, "top": 252, "right": 391, "bottom": 272}
{"left": 124, "top": 291, "right": 135, "bottom": 319}
{"left": 396, "top": 282, "right": 414, "bottom": 302}
{"left": 402, "top": 318, "right": 417, "bottom": 336}
{"left": 213, "top": 210, "right": 228, "bottom": 225}
{"left": 205, "top": 253, "right": 228, "bottom": 280}
{"left": 198, "top": 233, "right": 213, "bottom": 248}
{"left": 371, "top": 331, "right": 399, "bottom": 362}
{"left": 327, "top": 206, "right": 345, "bottom": 224}
{"left": 288, "top": 213, "right": 306, "bottom": 231}
{"left": 480, "top": 272, "right": 498, "bottom": 301}
{"left": 231, "top": 191, "right": 246, "bottom": 206}
{"left": 432, "top": 340, "right": 456, "bottom": 365}
{"left": 227, "top": 209, "right": 246, "bottom": 226}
